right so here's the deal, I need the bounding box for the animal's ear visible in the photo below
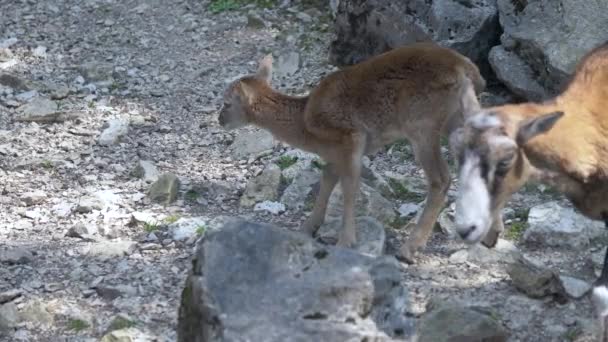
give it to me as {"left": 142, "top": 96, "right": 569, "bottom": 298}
{"left": 256, "top": 54, "right": 273, "bottom": 84}
{"left": 516, "top": 111, "right": 564, "bottom": 145}
{"left": 239, "top": 81, "right": 256, "bottom": 103}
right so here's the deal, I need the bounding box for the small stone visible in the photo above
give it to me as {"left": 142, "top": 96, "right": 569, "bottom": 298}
{"left": 559, "top": 276, "right": 592, "bottom": 299}
{"left": 327, "top": 182, "right": 397, "bottom": 226}
{"left": 0, "top": 289, "right": 22, "bottom": 305}
{"left": 296, "top": 12, "right": 312, "bottom": 22}
{"left": 95, "top": 284, "right": 136, "bottom": 300}
{"left": 14, "top": 90, "right": 37, "bottom": 102}
{"left": 506, "top": 256, "right": 567, "bottom": 303}
{"left": 16, "top": 97, "right": 59, "bottom": 122}
{"left": 76, "top": 196, "right": 104, "bottom": 213}
{"left": 240, "top": 164, "right": 281, "bottom": 207}
{"left": 280, "top": 169, "right": 320, "bottom": 210}
{"left": 20, "top": 190, "right": 46, "bottom": 206}
{"left": 465, "top": 239, "right": 521, "bottom": 265}
{"left": 88, "top": 241, "right": 137, "bottom": 259}
{"left": 418, "top": 303, "right": 509, "bottom": 341}
{"left": 275, "top": 52, "right": 300, "bottom": 77}
{"left": 0, "top": 302, "right": 19, "bottom": 330}
{"left": 20, "top": 300, "right": 53, "bottom": 327}
{"left": 66, "top": 224, "right": 97, "bottom": 240}
{"left": 78, "top": 61, "right": 114, "bottom": 84}
{"left": 150, "top": 89, "right": 164, "bottom": 97}
{"left": 398, "top": 203, "right": 419, "bottom": 218}
{"left": 0, "top": 248, "right": 34, "bottom": 265}
{"left": 32, "top": 46, "right": 47, "bottom": 58}
{"left": 230, "top": 130, "right": 275, "bottom": 159}
{"left": 253, "top": 200, "right": 286, "bottom": 215}
{"left": 130, "top": 211, "right": 162, "bottom": 226}
{"left": 247, "top": 12, "right": 266, "bottom": 29}
{"left": 50, "top": 84, "right": 70, "bottom": 100}
{"left": 132, "top": 160, "right": 159, "bottom": 183}
{"left": 98, "top": 118, "right": 129, "bottom": 146}
{"left": 316, "top": 216, "right": 386, "bottom": 257}
{"left": 147, "top": 173, "right": 180, "bottom": 204}
{"left": 169, "top": 217, "right": 208, "bottom": 241}
{"left": 100, "top": 327, "right": 153, "bottom": 342}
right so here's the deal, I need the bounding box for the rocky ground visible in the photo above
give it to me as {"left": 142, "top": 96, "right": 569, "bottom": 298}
{"left": 0, "top": 0, "right": 606, "bottom": 341}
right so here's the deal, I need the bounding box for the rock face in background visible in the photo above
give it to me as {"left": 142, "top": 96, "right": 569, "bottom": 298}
{"left": 490, "top": 0, "right": 608, "bottom": 100}
{"left": 177, "top": 220, "right": 415, "bottom": 342}
{"left": 330, "top": 0, "right": 608, "bottom": 100}
{"left": 329, "top": 0, "right": 500, "bottom": 79}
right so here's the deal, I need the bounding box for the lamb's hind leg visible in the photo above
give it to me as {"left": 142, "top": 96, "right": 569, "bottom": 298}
{"left": 301, "top": 163, "right": 339, "bottom": 236}
{"left": 399, "top": 137, "right": 450, "bottom": 263}
{"left": 336, "top": 133, "right": 366, "bottom": 248}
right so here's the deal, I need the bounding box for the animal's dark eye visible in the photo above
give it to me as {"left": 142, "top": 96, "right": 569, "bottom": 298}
{"left": 495, "top": 156, "right": 514, "bottom": 177}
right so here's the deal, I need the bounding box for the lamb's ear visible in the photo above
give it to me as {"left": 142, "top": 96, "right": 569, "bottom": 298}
{"left": 516, "top": 111, "right": 564, "bottom": 145}
{"left": 239, "top": 81, "right": 256, "bottom": 103}
{"left": 256, "top": 54, "right": 273, "bottom": 84}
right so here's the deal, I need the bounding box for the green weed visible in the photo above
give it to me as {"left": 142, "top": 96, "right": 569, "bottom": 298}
{"left": 276, "top": 155, "right": 298, "bottom": 170}
{"left": 387, "top": 178, "right": 425, "bottom": 202}
{"left": 108, "top": 316, "right": 136, "bottom": 331}
{"left": 67, "top": 319, "right": 90, "bottom": 332}
{"left": 143, "top": 221, "right": 160, "bottom": 232}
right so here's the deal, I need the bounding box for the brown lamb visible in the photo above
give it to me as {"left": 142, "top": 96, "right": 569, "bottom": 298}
{"left": 218, "top": 42, "right": 485, "bottom": 262}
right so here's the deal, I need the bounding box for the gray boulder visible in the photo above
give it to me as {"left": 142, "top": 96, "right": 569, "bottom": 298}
{"left": 523, "top": 201, "right": 605, "bottom": 249}
{"left": 177, "top": 219, "right": 415, "bottom": 342}
{"left": 491, "top": 0, "right": 608, "bottom": 100}
{"left": 329, "top": 0, "right": 500, "bottom": 77}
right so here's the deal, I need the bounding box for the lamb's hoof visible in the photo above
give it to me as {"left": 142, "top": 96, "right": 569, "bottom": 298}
{"left": 336, "top": 230, "right": 356, "bottom": 248}
{"left": 396, "top": 243, "right": 417, "bottom": 264}
{"left": 481, "top": 229, "right": 500, "bottom": 248}
{"left": 301, "top": 220, "right": 321, "bottom": 238}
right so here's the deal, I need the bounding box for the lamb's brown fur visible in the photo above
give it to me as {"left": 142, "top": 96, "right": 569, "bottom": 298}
{"left": 218, "top": 42, "right": 485, "bottom": 262}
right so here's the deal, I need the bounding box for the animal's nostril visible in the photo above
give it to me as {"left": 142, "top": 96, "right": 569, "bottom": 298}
{"left": 461, "top": 225, "right": 476, "bottom": 239}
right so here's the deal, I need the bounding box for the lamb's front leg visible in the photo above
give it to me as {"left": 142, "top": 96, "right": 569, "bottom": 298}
{"left": 336, "top": 134, "right": 366, "bottom": 248}
{"left": 301, "top": 163, "right": 338, "bottom": 236}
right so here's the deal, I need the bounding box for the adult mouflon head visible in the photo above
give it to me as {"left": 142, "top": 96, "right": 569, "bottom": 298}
{"left": 449, "top": 108, "right": 563, "bottom": 244}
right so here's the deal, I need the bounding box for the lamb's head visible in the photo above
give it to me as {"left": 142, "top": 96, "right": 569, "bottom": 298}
{"left": 449, "top": 109, "right": 564, "bottom": 244}
{"left": 218, "top": 54, "right": 273, "bottom": 130}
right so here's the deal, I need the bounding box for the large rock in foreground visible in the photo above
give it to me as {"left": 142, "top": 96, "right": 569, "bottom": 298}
{"left": 491, "top": 0, "right": 608, "bottom": 100}
{"left": 329, "top": 0, "right": 500, "bottom": 77}
{"left": 177, "top": 219, "right": 415, "bottom": 342}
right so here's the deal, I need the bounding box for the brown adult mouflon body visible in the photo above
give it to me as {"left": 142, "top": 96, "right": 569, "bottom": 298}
{"left": 219, "top": 42, "right": 485, "bottom": 262}
{"left": 450, "top": 41, "right": 608, "bottom": 340}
